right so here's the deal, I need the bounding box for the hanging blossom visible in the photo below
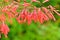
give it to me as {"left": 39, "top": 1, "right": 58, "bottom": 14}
{"left": 48, "top": 5, "right": 60, "bottom": 16}
{"left": 24, "top": 10, "right": 32, "bottom": 25}
{"left": 10, "top": 5, "right": 19, "bottom": 16}
{"left": 16, "top": 9, "right": 28, "bottom": 23}
{"left": 2, "top": 6, "right": 14, "bottom": 18}
{"left": 31, "top": 8, "right": 38, "bottom": 23}
{"left": 0, "top": 14, "right": 6, "bottom": 22}
{"left": 0, "top": 22, "right": 10, "bottom": 38}
{"left": 0, "top": 14, "right": 9, "bottom": 38}
{"left": 2, "top": 3, "right": 19, "bottom": 24}
{"left": 2, "top": 3, "right": 19, "bottom": 18}
{"left": 16, "top": 9, "right": 25, "bottom": 23}
{"left": 42, "top": 7, "right": 56, "bottom": 21}
{"left": 37, "top": 8, "right": 49, "bottom": 24}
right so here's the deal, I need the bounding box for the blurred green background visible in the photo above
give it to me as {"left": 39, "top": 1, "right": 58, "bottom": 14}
{"left": 0, "top": 0, "right": 60, "bottom": 40}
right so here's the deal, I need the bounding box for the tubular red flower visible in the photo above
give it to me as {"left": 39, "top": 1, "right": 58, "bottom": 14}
{"left": 37, "top": 8, "right": 48, "bottom": 24}
{"left": 31, "top": 9, "right": 38, "bottom": 23}
{"left": 38, "top": 8, "right": 44, "bottom": 24}
{"left": 0, "top": 22, "right": 9, "bottom": 38}
{"left": 0, "top": 14, "right": 6, "bottom": 22}
{"left": 10, "top": 5, "right": 19, "bottom": 16}
{"left": 5, "top": 11, "right": 14, "bottom": 18}
{"left": 17, "top": 9, "right": 27, "bottom": 23}
{"left": 2, "top": 6, "right": 14, "bottom": 18}
{"left": 26, "top": 14, "right": 32, "bottom": 25}
{"left": 42, "top": 7, "right": 56, "bottom": 21}
{"left": 2, "top": 6, "right": 8, "bottom": 12}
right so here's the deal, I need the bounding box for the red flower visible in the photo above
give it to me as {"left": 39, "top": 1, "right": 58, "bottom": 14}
{"left": 2, "top": 6, "right": 14, "bottom": 18}
{"left": 2, "top": 6, "right": 8, "bottom": 12}
{"left": 17, "top": 9, "right": 27, "bottom": 23}
{"left": 0, "top": 22, "right": 9, "bottom": 38}
{"left": 32, "top": 9, "right": 38, "bottom": 23}
{"left": 37, "top": 8, "right": 49, "bottom": 24}
{"left": 5, "top": 11, "right": 14, "bottom": 18}
{"left": 20, "top": 9, "right": 27, "bottom": 22}
{"left": 37, "top": 8, "right": 44, "bottom": 24}
{"left": 10, "top": 5, "right": 19, "bottom": 16}
{"left": 26, "top": 13, "right": 32, "bottom": 25}
{"left": 42, "top": 7, "right": 56, "bottom": 21}
{"left": 0, "top": 14, "right": 6, "bottom": 22}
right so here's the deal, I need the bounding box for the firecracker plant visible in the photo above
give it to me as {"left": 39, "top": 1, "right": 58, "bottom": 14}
{"left": 0, "top": 0, "right": 60, "bottom": 39}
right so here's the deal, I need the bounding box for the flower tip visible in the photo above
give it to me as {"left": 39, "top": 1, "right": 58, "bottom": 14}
{"left": 4, "top": 35, "right": 8, "bottom": 38}
{"left": 42, "top": 0, "right": 49, "bottom": 3}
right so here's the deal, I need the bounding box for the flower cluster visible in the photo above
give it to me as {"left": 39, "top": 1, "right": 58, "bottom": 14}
{"left": 16, "top": 6, "right": 60, "bottom": 24}
{"left": 2, "top": 3, "right": 60, "bottom": 24}
{"left": 0, "top": 0, "right": 60, "bottom": 38}
{"left": 2, "top": 1, "right": 60, "bottom": 25}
